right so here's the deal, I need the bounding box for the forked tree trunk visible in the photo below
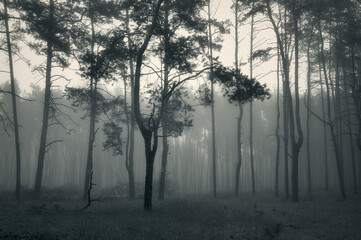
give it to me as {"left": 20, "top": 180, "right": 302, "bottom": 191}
{"left": 144, "top": 134, "right": 157, "bottom": 210}
{"left": 34, "top": 0, "right": 54, "bottom": 197}
{"left": 133, "top": 0, "right": 163, "bottom": 211}
{"left": 4, "top": 0, "right": 21, "bottom": 200}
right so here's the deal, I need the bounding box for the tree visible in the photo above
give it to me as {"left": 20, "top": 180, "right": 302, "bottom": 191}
{"left": 17, "top": 0, "right": 73, "bottom": 196}
{"left": 67, "top": 0, "right": 127, "bottom": 200}
{"left": 214, "top": 66, "right": 270, "bottom": 195}
{"left": 2, "top": 0, "right": 21, "bottom": 200}
{"left": 132, "top": 0, "right": 164, "bottom": 210}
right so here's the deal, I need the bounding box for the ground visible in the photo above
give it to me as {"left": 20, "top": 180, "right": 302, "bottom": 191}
{"left": 0, "top": 191, "right": 360, "bottom": 239}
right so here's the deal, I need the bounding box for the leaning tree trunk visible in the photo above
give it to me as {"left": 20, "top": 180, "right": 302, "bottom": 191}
{"left": 4, "top": 0, "right": 21, "bottom": 200}
{"left": 34, "top": 0, "right": 54, "bottom": 197}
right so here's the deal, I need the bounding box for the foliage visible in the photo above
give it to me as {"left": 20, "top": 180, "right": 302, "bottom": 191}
{"left": 213, "top": 66, "right": 270, "bottom": 105}
{"left": 102, "top": 97, "right": 126, "bottom": 156}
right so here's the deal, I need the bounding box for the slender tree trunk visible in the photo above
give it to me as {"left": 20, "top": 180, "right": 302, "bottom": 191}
{"left": 266, "top": 0, "right": 289, "bottom": 198}
{"left": 290, "top": 0, "right": 303, "bottom": 202}
{"left": 208, "top": 0, "right": 216, "bottom": 198}
{"left": 125, "top": 8, "right": 135, "bottom": 199}
{"left": 249, "top": 3, "right": 255, "bottom": 195}
{"left": 158, "top": 4, "right": 170, "bottom": 199}
{"left": 4, "top": 0, "right": 21, "bottom": 200}
{"left": 234, "top": 0, "right": 243, "bottom": 196}
{"left": 159, "top": 121, "right": 169, "bottom": 199}
{"left": 83, "top": 1, "right": 96, "bottom": 200}
{"left": 275, "top": 45, "right": 281, "bottom": 197}
{"left": 34, "top": 0, "right": 54, "bottom": 197}
{"left": 351, "top": 46, "right": 361, "bottom": 191}
{"left": 123, "top": 78, "right": 132, "bottom": 196}
{"left": 306, "top": 27, "right": 314, "bottom": 196}
{"left": 318, "top": 19, "right": 346, "bottom": 200}
{"left": 318, "top": 43, "right": 329, "bottom": 191}
{"left": 235, "top": 105, "right": 243, "bottom": 195}
{"left": 341, "top": 62, "right": 357, "bottom": 194}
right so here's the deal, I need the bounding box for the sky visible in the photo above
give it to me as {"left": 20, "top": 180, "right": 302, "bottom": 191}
{"left": 0, "top": 0, "right": 282, "bottom": 96}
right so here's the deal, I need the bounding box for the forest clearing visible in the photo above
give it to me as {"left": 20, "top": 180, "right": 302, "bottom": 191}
{"left": 1, "top": 191, "right": 361, "bottom": 240}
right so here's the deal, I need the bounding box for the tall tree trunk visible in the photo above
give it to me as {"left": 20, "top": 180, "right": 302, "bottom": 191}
{"left": 318, "top": 18, "right": 347, "bottom": 200}
{"left": 208, "top": 0, "right": 216, "bottom": 198}
{"left": 4, "top": 0, "right": 21, "bottom": 200}
{"left": 159, "top": 120, "right": 169, "bottom": 199}
{"left": 275, "top": 44, "right": 281, "bottom": 197}
{"left": 144, "top": 134, "right": 157, "bottom": 210}
{"left": 266, "top": 0, "right": 289, "bottom": 198}
{"left": 158, "top": 3, "right": 170, "bottom": 200}
{"left": 34, "top": 0, "right": 54, "bottom": 197}
{"left": 234, "top": 0, "right": 243, "bottom": 196}
{"left": 123, "top": 77, "right": 132, "bottom": 197}
{"left": 125, "top": 8, "right": 135, "bottom": 199}
{"left": 341, "top": 61, "right": 357, "bottom": 194}
{"left": 235, "top": 105, "right": 243, "bottom": 195}
{"left": 318, "top": 42, "right": 329, "bottom": 191}
{"left": 351, "top": 46, "right": 361, "bottom": 191}
{"left": 290, "top": 0, "right": 303, "bottom": 202}
{"left": 249, "top": 2, "right": 255, "bottom": 195}
{"left": 83, "top": 0, "right": 96, "bottom": 200}
{"left": 306, "top": 24, "right": 314, "bottom": 196}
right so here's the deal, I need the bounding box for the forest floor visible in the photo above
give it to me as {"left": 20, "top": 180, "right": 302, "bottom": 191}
{"left": 0, "top": 191, "right": 360, "bottom": 240}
